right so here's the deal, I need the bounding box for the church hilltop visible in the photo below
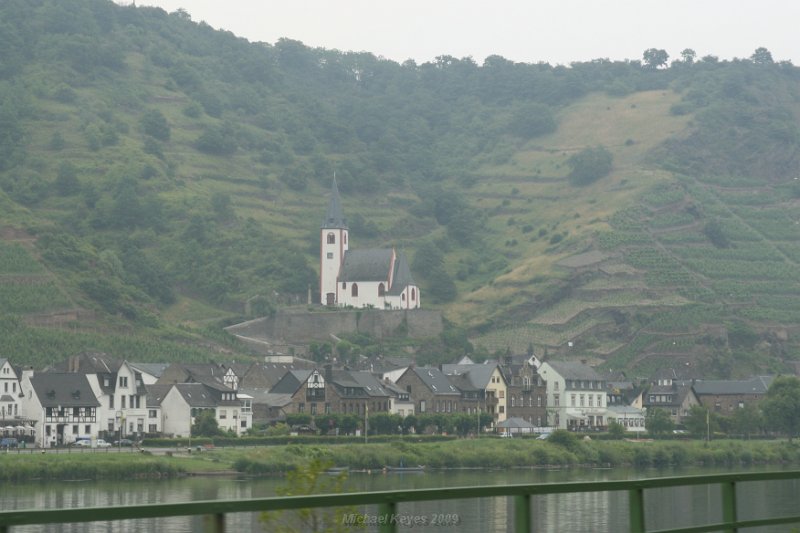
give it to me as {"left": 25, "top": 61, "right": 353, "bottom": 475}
{"left": 225, "top": 181, "right": 438, "bottom": 355}
{"left": 320, "top": 178, "right": 420, "bottom": 309}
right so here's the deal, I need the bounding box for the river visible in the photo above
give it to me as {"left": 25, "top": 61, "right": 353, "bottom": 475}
{"left": 1, "top": 466, "right": 798, "bottom": 532}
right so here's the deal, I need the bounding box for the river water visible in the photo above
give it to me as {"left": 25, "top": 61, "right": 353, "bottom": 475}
{"left": 2, "top": 466, "right": 798, "bottom": 532}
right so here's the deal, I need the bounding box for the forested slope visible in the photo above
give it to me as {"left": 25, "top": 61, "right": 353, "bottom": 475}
{"left": 1, "top": 0, "right": 799, "bottom": 375}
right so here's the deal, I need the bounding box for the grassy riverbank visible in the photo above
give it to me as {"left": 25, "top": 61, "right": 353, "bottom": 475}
{"left": 3, "top": 438, "right": 800, "bottom": 481}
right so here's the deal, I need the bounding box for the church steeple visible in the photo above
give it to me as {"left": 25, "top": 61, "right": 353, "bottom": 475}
{"left": 321, "top": 177, "right": 347, "bottom": 229}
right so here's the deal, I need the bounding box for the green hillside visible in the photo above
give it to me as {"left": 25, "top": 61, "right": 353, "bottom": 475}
{"left": 1, "top": 0, "right": 799, "bottom": 376}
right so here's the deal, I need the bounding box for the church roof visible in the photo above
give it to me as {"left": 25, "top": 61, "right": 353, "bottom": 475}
{"left": 340, "top": 249, "right": 394, "bottom": 282}
{"left": 321, "top": 178, "right": 347, "bottom": 229}
{"left": 388, "top": 252, "right": 416, "bottom": 295}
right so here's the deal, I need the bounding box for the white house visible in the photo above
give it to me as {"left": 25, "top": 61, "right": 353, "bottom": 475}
{"left": 319, "top": 179, "right": 420, "bottom": 309}
{"left": 606, "top": 405, "right": 646, "bottom": 434}
{"left": 155, "top": 383, "right": 252, "bottom": 438}
{"left": 0, "top": 358, "right": 21, "bottom": 421}
{"left": 538, "top": 360, "right": 608, "bottom": 430}
{"left": 20, "top": 372, "right": 101, "bottom": 447}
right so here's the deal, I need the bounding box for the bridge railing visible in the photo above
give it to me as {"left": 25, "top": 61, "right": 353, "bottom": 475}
{"left": 1, "top": 470, "right": 799, "bottom": 533}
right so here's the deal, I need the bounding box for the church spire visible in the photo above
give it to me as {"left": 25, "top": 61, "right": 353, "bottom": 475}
{"left": 321, "top": 177, "right": 347, "bottom": 229}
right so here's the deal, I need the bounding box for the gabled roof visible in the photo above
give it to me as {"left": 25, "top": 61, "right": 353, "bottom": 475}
{"left": 340, "top": 249, "right": 394, "bottom": 282}
{"left": 692, "top": 376, "right": 774, "bottom": 396}
{"left": 130, "top": 362, "right": 170, "bottom": 379}
{"left": 406, "top": 367, "right": 460, "bottom": 395}
{"left": 347, "top": 371, "right": 390, "bottom": 397}
{"left": 270, "top": 369, "right": 313, "bottom": 395}
{"left": 442, "top": 363, "right": 500, "bottom": 390}
{"left": 321, "top": 178, "right": 347, "bottom": 229}
{"left": 50, "top": 352, "right": 121, "bottom": 374}
{"left": 146, "top": 384, "right": 174, "bottom": 407}
{"left": 174, "top": 383, "right": 216, "bottom": 408}
{"left": 542, "top": 361, "right": 603, "bottom": 381}
{"left": 387, "top": 252, "right": 416, "bottom": 295}
{"left": 30, "top": 373, "right": 101, "bottom": 408}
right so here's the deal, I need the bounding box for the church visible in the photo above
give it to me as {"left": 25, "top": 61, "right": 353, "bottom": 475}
{"left": 319, "top": 179, "right": 421, "bottom": 309}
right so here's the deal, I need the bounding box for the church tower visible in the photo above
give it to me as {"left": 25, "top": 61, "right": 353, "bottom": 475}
{"left": 320, "top": 178, "right": 348, "bottom": 306}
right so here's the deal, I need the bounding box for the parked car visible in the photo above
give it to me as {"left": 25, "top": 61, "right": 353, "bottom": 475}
{"left": 114, "top": 439, "right": 136, "bottom": 447}
{"left": 1, "top": 437, "right": 18, "bottom": 448}
{"left": 73, "top": 438, "right": 112, "bottom": 448}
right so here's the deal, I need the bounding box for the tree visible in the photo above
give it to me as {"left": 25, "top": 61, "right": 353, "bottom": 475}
{"left": 567, "top": 145, "right": 613, "bottom": 186}
{"left": 139, "top": 109, "right": 170, "bottom": 141}
{"left": 642, "top": 48, "right": 669, "bottom": 69}
{"left": 680, "top": 48, "right": 697, "bottom": 65}
{"left": 191, "top": 410, "right": 221, "bottom": 437}
{"left": 683, "top": 405, "right": 717, "bottom": 439}
{"left": 729, "top": 403, "right": 763, "bottom": 439}
{"left": 607, "top": 420, "right": 626, "bottom": 439}
{"left": 762, "top": 376, "right": 800, "bottom": 441}
{"left": 751, "top": 47, "right": 774, "bottom": 65}
{"left": 646, "top": 407, "right": 674, "bottom": 437}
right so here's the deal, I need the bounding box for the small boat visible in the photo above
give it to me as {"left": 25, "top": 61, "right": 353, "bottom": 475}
{"left": 325, "top": 467, "right": 349, "bottom": 475}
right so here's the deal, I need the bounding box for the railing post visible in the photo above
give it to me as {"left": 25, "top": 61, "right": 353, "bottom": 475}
{"left": 378, "top": 501, "right": 397, "bottom": 533}
{"left": 202, "top": 512, "right": 224, "bottom": 533}
{"left": 721, "top": 481, "right": 737, "bottom": 533}
{"left": 628, "top": 487, "right": 645, "bottom": 533}
{"left": 513, "top": 494, "right": 531, "bottom": 533}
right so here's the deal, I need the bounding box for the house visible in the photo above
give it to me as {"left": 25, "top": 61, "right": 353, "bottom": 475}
{"left": 50, "top": 352, "right": 149, "bottom": 441}
{"left": 154, "top": 382, "right": 249, "bottom": 437}
{"left": 270, "top": 367, "right": 391, "bottom": 418}
{"left": 319, "top": 178, "right": 420, "bottom": 309}
{"left": 692, "top": 376, "right": 774, "bottom": 414}
{"left": 442, "top": 362, "right": 509, "bottom": 424}
{"left": 382, "top": 379, "right": 415, "bottom": 417}
{"left": 0, "top": 358, "right": 22, "bottom": 421}
{"left": 606, "top": 405, "right": 646, "bottom": 433}
{"left": 20, "top": 372, "right": 101, "bottom": 447}
{"left": 538, "top": 360, "right": 608, "bottom": 430}
{"left": 642, "top": 371, "right": 699, "bottom": 425}
{"left": 499, "top": 354, "right": 548, "bottom": 428}
{"left": 394, "top": 366, "right": 461, "bottom": 418}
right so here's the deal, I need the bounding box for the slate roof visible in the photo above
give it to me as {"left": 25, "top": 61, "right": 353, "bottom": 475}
{"left": 30, "top": 373, "right": 101, "bottom": 408}
{"left": 321, "top": 178, "right": 347, "bottom": 229}
{"left": 387, "top": 252, "right": 416, "bottom": 295}
{"left": 174, "top": 383, "right": 217, "bottom": 408}
{"left": 644, "top": 380, "right": 696, "bottom": 408}
{"left": 544, "top": 361, "right": 603, "bottom": 382}
{"left": 130, "top": 363, "right": 170, "bottom": 379}
{"left": 408, "top": 367, "right": 460, "bottom": 395}
{"left": 339, "top": 249, "right": 394, "bottom": 282}
{"left": 347, "top": 371, "right": 390, "bottom": 397}
{"left": 146, "top": 384, "right": 174, "bottom": 408}
{"left": 49, "top": 352, "right": 121, "bottom": 374}
{"left": 270, "top": 370, "right": 313, "bottom": 395}
{"left": 442, "top": 363, "right": 499, "bottom": 390}
{"left": 692, "top": 376, "right": 774, "bottom": 396}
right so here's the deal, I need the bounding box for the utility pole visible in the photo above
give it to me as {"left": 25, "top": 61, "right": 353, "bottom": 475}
{"left": 364, "top": 405, "right": 369, "bottom": 444}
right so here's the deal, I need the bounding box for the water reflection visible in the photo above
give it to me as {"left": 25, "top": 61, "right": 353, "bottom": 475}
{"left": 1, "top": 467, "right": 795, "bottom": 533}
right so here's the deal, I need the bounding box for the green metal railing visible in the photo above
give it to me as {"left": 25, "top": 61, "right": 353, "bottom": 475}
{"left": 1, "top": 471, "right": 799, "bottom": 533}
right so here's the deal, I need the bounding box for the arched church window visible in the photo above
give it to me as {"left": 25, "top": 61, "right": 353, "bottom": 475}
{"left": 343, "top": 234, "right": 347, "bottom": 244}
{"left": 327, "top": 233, "right": 335, "bottom": 244}
{"left": 378, "top": 283, "right": 385, "bottom": 297}
{"left": 351, "top": 283, "right": 358, "bottom": 297}
{"left": 411, "top": 288, "right": 416, "bottom": 301}
{"left": 342, "top": 282, "right": 346, "bottom": 289}
{"left": 402, "top": 293, "right": 406, "bottom": 301}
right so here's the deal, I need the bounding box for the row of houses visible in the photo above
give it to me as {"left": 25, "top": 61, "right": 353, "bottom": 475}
{"left": 0, "top": 353, "right": 778, "bottom": 445}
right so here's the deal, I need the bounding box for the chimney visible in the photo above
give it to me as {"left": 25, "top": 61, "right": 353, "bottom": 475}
{"left": 324, "top": 364, "right": 332, "bottom": 382}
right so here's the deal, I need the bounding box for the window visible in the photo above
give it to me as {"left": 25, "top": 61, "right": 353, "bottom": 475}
{"left": 325, "top": 403, "right": 331, "bottom": 414}
{"left": 554, "top": 394, "right": 559, "bottom": 407}
{"left": 149, "top": 424, "right": 157, "bottom": 433}
{"left": 72, "top": 425, "right": 78, "bottom": 434}
{"left": 419, "top": 400, "right": 426, "bottom": 413}
{"left": 327, "top": 233, "right": 335, "bottom": 244}
{"left": 342, "top": 282, "right": 346, "bottom": 289}
{"left": 499, "top": 390, "right": 504, "bottom": 399}
{"left": 351, "top": 283, "right": 359, "bottom": 297}
{"left": 85, "top": 425, "right": 91, "bottom": 434}
{"left": 119, "top": 376, "right": 128, "bottom": 388}
{"left": 310, "top": 403, "right": 317, "bottom": 415}
{"left": 588, "top": 395, "right": 593, "bottom": 407}
{"left": 499, "top": 406, "right": 504, "bottom": 414}
{"left": 149, "top": 409, "right": 157, "bottom": 418}
{"left": 411, "top": 288, "right": 416, "bottom": 301}
{"left": 554, "top": 382, "right": 559, "bottom": 391}
{"left": 343, "top": 234, "right": 347, "bottom": 244}
{"left": 378, "top": 283, "right": 385, "bottom": 297}
{"left": 580, "top": 395, "right": 585, "bottom": 407}
{"left": 298, "top": 403, "right": 305, "bottom": 413}
{"left": 327, "top": 252, "right": 333, "bottom": 259}
{"left": 121, "top": 396, "right": 126, "bottom": 409}
{"left": 219, "top": 410, "right": 227, "bottom": 419}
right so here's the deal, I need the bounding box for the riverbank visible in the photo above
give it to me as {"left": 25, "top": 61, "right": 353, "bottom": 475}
{"left": 2, "top": 438, "right": 799, "bottom": 481}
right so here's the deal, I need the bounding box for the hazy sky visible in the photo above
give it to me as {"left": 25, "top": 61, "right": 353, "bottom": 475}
{"left": 135, "top": 1, "right": 798, "bottom": 66}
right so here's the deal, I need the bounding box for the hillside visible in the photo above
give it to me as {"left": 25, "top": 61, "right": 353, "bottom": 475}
{"left": 1, "top": 0, "right": 799, "bottom": 376}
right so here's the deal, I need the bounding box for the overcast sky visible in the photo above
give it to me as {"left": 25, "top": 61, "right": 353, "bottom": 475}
{"left": 134, "top": 1, "right": 799, "bottom": 66}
